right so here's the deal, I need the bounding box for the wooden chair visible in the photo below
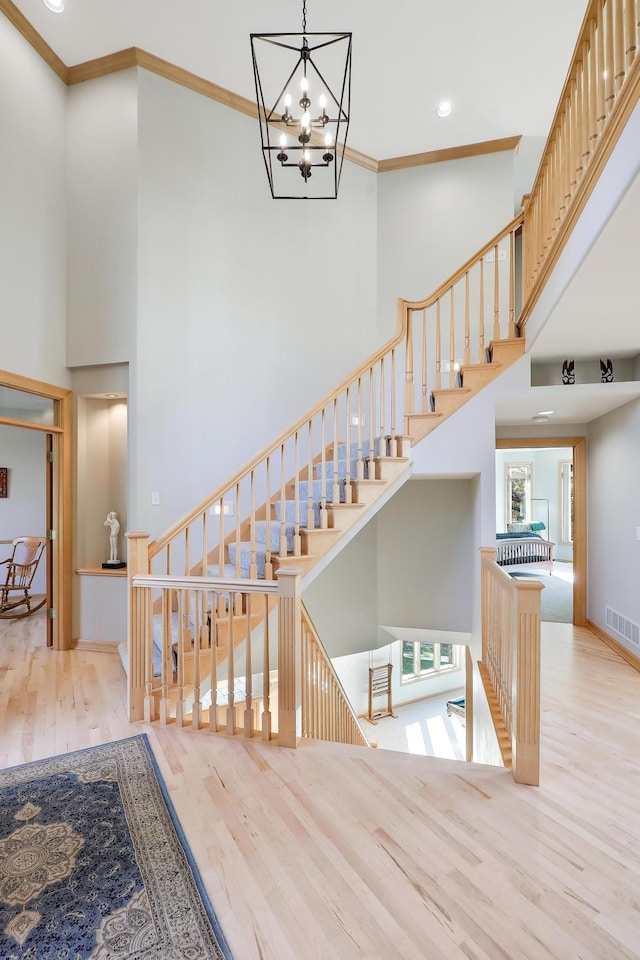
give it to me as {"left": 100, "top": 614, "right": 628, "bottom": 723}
{"left": 0, "top": 537, "right": 48, "bottom": 619}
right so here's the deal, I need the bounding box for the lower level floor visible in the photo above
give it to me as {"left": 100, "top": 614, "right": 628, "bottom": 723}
{"left": 1, "top": 612, "right": 639, "bottom": 959}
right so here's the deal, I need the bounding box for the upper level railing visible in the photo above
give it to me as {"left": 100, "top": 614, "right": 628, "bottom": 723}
{"left": 522, "top": 0, "right": 639, "bottom": 315}
{"left": 480, "top": 547, "right": 543, "bottom": 786}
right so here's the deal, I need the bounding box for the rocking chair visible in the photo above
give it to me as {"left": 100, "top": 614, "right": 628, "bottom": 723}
{"left": 0, "top": 537, "right": 48, "bottom": 619}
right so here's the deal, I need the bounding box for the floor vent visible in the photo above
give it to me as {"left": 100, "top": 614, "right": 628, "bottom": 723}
{"left": 605, "top": 606, "right": 640, "bottom": 647}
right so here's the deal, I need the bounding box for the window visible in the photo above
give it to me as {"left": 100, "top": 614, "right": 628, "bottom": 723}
{"left": 559, "top": 460, "right": 574, "bottom": 543}
{"left": 401, "top": 640, "right": 459, "bottom": 683}
{"left": 505, "top": 462, "right": 533, "bottom": 526}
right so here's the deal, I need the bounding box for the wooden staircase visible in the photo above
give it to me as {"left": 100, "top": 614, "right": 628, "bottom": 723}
{"left": 127, "top": 213, "right": 527, "bottom": 742}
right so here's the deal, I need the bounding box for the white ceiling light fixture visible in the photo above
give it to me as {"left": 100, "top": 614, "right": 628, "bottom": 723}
{"left": 43, "top": 0, "right": 65, "bottom": 11}
{"left": 436, "top": 100, "right": 454, "bottom": 118}
{"left": 535, "top": 410, "right": 555, "bottom": 417}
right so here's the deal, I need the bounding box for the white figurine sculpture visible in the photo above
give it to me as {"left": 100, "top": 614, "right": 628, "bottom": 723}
{"left": 104, "top": 511, "right": 121, "bottom": 564}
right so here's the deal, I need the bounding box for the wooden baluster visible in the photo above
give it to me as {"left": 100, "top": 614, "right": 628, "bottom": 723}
{"left": 307, "top": 419, "right": 315, "bottom": 529}
{"left": 209, "top": 594, "right": 218, "bottom": 732}
{"left": 597, "top": 2, "right": 606, "bottom": 128}
{"left": 575, "top": 61, "right": 585, "bottom": 182}
{"left": 143, "top": 585, "right": 154, "bottom": 722}
{"left": 344, "top": 387, "right": 353, "bottom": 504}
{"left": 176, "top": 589, "right": 186, "bottom": 727}
{"left": 234, "top": 483, "right": 242, "bottom": 613}
{"left": 159, "top": 587, "right": 171, "bottom": 724}
{"left": 166, "top": 542, "right": 171, "bottom": 577}
{"left": 625, "top": 0, "right": 637, "bottom": 66}
{"left": 561, "top": 105, "right": 571, "bottom": 212}
{"left": 265, "top": 456, "right": 273, "bottom": 580}
{"left": 581, "top": 42, "right": 591, "bottom": 169}
{"left": 262, "top": 594, "right": 272, "bottom": 740}
{"left": 280, "top": 443, "right": 288, "bottom": 556}
{"left": 606, "top": 0, "right": 615, "bottom": 107}
{"left": 508, "top": 229, "right": 515, "bottom": 339}
{"left": 356, "top": 378, "right": 364, "bottom": 480}
{"left": 332, "top": 399, "right": 341, "bottom": 506}
{"left": 403, "top": 307, "right": 414, "bottom": 423}
{"left": 464, "top": 271, "right": 470, "bottom": 366}
{"left": 249, "top": 470, "right": 257, "bottom": 580}
{"left": 276, "top": 569, "right": 302, "bottom": 748}
{"left": 294, "top": 432, "right": 302, "bottom": 554}
{"left": 226, "top": 592, "right": 235, "bottom": 735}
{"left": 493, "top": 247, "right": 500, "bottom": 341}
{"left": 589, "top": 18, "right": 599, "bottom": 146}
{"left": 301, "top": 620, "right": 307, "bottom": 738}
{"left": 201, "top": 510, "right": 207, "bottom": 578}
{"left": 320, "top": 407, "right": 328, "bottom": 529}
{"left": 478, "top": 261, "right": 485, "bottom": 362}
{"left": 615, "top": 0, "right": 625, "bottom": 89}
{"left": 449, "top": 289, "right": 456, "bottom": 388}
{"left": 192, "top": 589, "right": 202, "bottom": 730}
{"left": 126, "top": 531, "right": 150, "bottom": 723}
{"left": 368, "top": 367, "right": 376, "bottom": 477}
{"left": 435, "top": 300, "right": 442, "bottom": 388}
{"left": 569, "top": 78, "right": 579, "bottom": 192}
{"left": 421, "top": 309, "right": 428, "bottom": 413}
{"left": 244, "top": 593, "right": 254, "bottom": 738}
{"left": 217, "top": 500, "right": 225, "bottom": 618}
{"left": 184, "top": 525, "right": 190, "bottom": 578}
{"left": 389, "top": 348, "right": 397, "bottom": 457}
{"left": 379, "top": 359, "right": 387, "bottom": 457}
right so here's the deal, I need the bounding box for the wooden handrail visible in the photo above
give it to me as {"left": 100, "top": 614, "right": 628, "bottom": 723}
{"left": 401, "top": 213, "right": 524, "bottom": 312}
{"left": 301, "top": 602, "right": 369, "bottom": 748}
{"left": 480, "top": 547, "right": 542, "bottom": 786}
{"left": 149, "top": 310, "right": 407, "bottom": 558}
{"left": 521, "top": 0, "right": 639, "bottom": 316}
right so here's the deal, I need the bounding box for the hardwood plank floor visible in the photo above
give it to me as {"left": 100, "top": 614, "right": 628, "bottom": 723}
{"left": 1, "top": 612, "right": 640, "bottom": 959}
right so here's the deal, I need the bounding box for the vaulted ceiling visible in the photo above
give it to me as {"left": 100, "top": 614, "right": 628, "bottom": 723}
{"left": 9, "top": 0, "right": 640, "bottom": 426}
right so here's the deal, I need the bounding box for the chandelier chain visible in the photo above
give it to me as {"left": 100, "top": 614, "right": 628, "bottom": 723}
{"left": 302, "top": 0, "right": 307, "bottom": 34}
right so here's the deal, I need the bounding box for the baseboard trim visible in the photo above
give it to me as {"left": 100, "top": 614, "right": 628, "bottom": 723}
{"left": 586, "top": 619, "right": 640, "bottom": 674}
{"left": 72, "top": 639, "right": 122, "bottom": 655}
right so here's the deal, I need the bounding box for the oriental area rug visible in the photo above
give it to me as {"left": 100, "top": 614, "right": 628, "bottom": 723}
{"left": 0, "top": 735, "right": 233, "bottom": 959}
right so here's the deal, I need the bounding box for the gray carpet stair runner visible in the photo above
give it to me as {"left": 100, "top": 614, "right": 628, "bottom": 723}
{"left": 210, "top": 441, "right": 372, "bottom": 580}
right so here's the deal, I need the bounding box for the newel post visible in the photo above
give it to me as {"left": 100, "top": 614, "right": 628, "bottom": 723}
{"left": 511, "top": 577, "right": 543, "bottom": 786}
{"left": 276, "top": 568, "right": 302, "bottom": 747}
{"left": 479, "top": 547, "right": 496, "bottom": 664}
{"left": 126, "top": 532, "right": 150, "bottom": 723}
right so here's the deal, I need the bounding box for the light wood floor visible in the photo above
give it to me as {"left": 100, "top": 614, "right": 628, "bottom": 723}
{"left": 2, "top": 614, "right": 640, "bottom": 960}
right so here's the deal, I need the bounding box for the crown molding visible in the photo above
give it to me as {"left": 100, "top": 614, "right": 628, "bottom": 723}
{"left": 378, "top": 136, "right": 522, "bottom": 173}
{"left": 2, "top": 1, "right": 518, "bottom": 175}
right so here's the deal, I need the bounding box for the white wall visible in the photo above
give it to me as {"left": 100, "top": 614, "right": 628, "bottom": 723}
{"left": 66, "top": 70, "right": 138, "bottom": 367}
{"left": 133, "top": 70, "right": 379, "bottom": 534}
{"left": 0, "top": 16, "right": 68, "bottom": 386}
{"left": 587, "top": 397, "right": 640, "bottom": 655}
{"left": 0, "top": 425, "right": 47, "bottom": 594}
{"left": 376, "top": 150, "right": 517, "bottom": 340}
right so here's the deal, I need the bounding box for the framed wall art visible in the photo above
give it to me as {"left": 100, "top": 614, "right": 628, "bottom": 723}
{"left": 0, "top": 468, "right": 7, "bottom": 498}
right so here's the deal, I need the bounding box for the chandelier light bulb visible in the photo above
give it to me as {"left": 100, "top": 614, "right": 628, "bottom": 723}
{"left": 319, "top": 94, "right": 327, "bottom": 111}
{"left": 280, "top": 133, "right": 287, "bottom": 148}
{"left": 284, "top": 93, "right": 292, "bottom": 109}
{"left": 301, "top": 111, "right": 311, "bottom": 131}
{"left": 325, "top": 132, "right": 333, "bottom": 148}
{"left": 300, "top": 77, "right": 309, "bottom": 93}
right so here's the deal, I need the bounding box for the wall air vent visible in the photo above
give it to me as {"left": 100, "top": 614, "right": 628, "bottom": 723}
{"left": 605, "top": 606, "right": 640, "bottom": 647}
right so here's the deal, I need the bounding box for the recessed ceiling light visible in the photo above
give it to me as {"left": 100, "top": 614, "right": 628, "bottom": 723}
{"left": 535, "top": 410, "right": 555, "bottom": 417}
{"left": 105, "top": 394, "right": 119, "bottom": 399}
{"left": 533, "top": 416, "right": 549, "bottom": 424}
{"left": 43, "top": 0, "right": 65, "bottom": 12}
{"left": 436, "top": 100, "right": 453, "bottom": 119}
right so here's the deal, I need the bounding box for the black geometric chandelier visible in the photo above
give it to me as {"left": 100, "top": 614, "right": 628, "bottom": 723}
{"left": 251, "top": 0, "right": 352, "bottom": 199}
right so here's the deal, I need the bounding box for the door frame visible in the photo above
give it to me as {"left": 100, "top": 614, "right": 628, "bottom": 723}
{"left": 0, "top": 369, "right": 72, "bottom": 650}
{"left": 496, "top": 437, "right": 586, "bottom": 626}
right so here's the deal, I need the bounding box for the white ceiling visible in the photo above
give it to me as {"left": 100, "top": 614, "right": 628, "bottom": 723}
{"left": 11, "top": 0, "right": 639, "bottom": 428}
{"left": 14, "top": 0, "right": 588, "bottom": 160}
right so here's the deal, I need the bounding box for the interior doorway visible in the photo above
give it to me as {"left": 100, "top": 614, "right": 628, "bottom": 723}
{"left": 496, "top": 437, "right": 586, "bottom": 626}
{"left": 0, "top": 370, "right": 72, "bottom": 650}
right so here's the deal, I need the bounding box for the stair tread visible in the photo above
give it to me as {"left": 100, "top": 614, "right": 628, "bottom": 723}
{"left": 431, "top": 387, "right": 472, "bottom": 397}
